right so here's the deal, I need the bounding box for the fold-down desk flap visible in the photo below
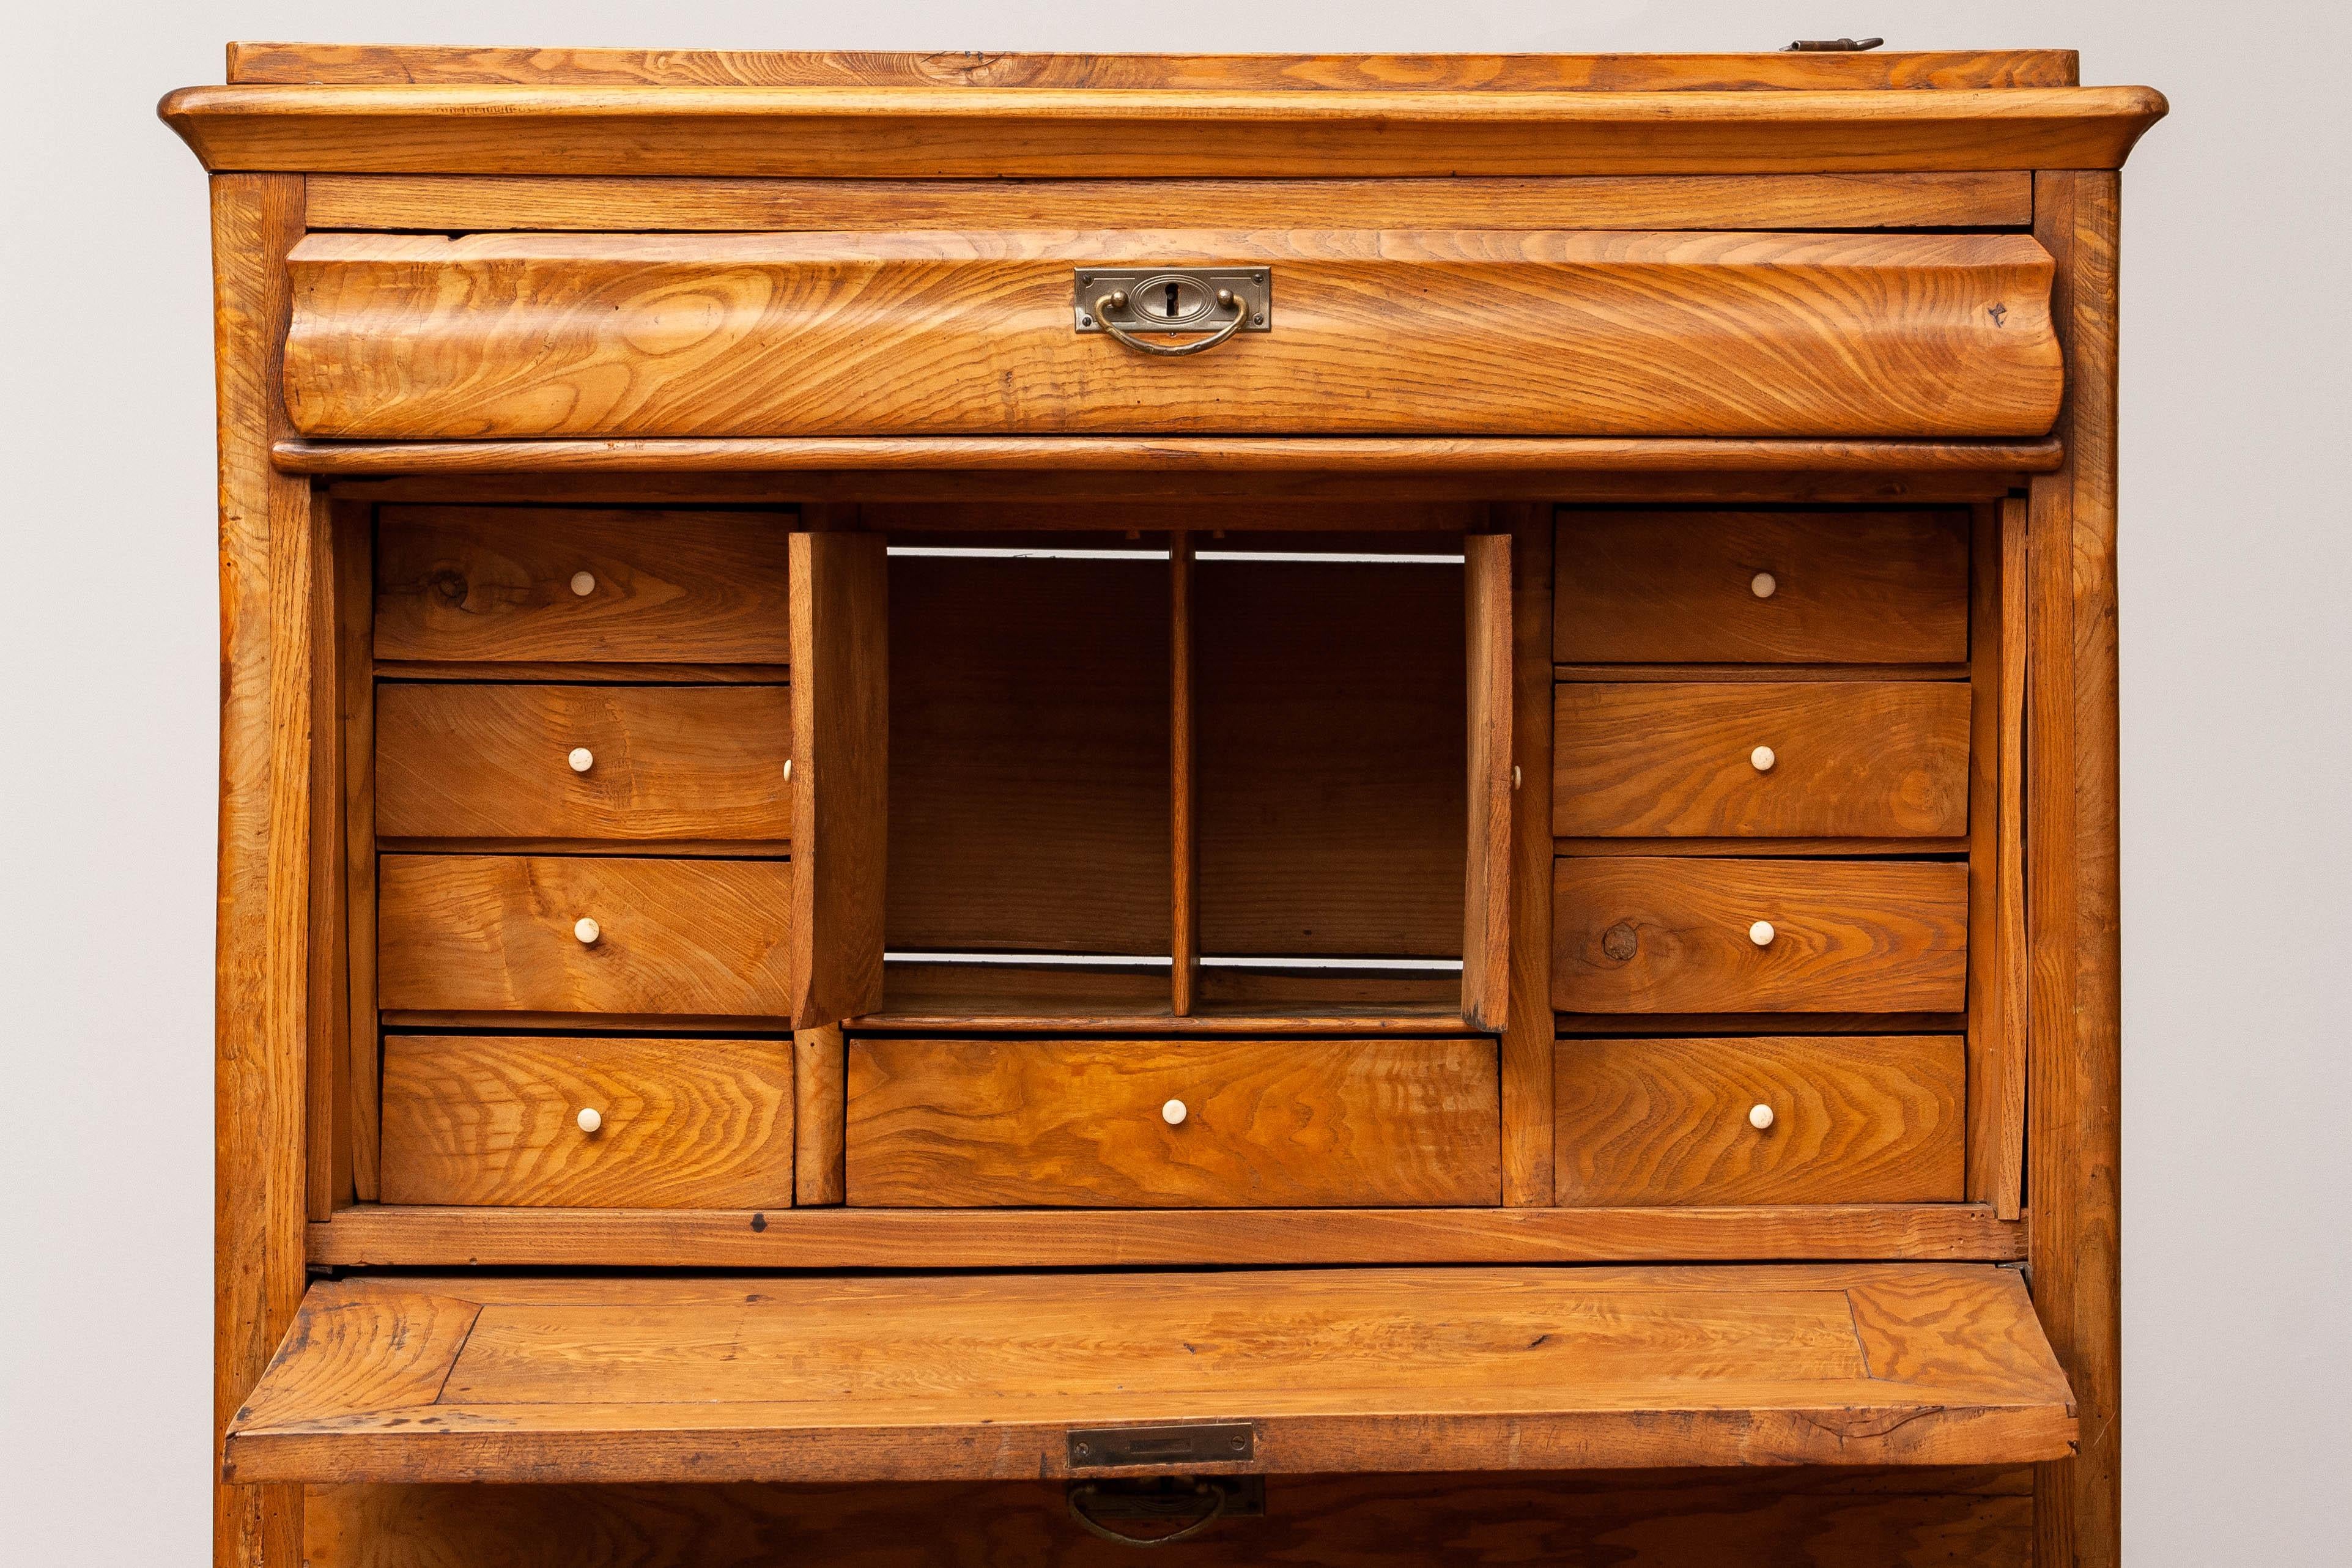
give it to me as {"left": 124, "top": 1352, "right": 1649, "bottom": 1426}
{"left": 224, "top": 1264, "right": 2074, "bottom": 1484}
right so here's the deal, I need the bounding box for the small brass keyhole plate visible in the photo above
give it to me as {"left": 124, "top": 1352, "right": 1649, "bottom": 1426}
{"left": 1075, "top": 267, "right": 1273, "bottom": 335}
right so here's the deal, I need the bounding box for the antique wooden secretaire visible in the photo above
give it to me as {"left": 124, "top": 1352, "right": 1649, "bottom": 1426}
{"left": 165, "top": 39, "right": 2164, "bottom": 1566}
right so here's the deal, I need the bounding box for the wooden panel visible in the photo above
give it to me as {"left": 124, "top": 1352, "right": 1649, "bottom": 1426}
{"left": 162, "top": 83, "right": 2169, "bottom": 179}
{"left": 303, "top": 171, "right": 2038, "bottom": 235}
{"left": 332, "top": 500, "right": 379, "bottom": 1202}
{"left": 1555, "top": 509, "right": 1970, "bottom": 664}
{"left": 791, "top": 1024, "right": 845, "bottom": 1206}
{"left": 845, "top": 1038, "right": 1500, "bottom": 1208}
{"left": 282, "top": 231, "right": 2062, "bottom": 442}
{"left": 209, "top": 171, "right": 309, "bottom": 1568}
{"left": 377, "top": 855, "right": 792, "bottom": 1015}
{"left": 380, "top": 1035, "right": 792, "bottom": 1208}
{"left": 1554, "top": 1035, "right": 1964, "bottom": 1205}
{"left": 889, "top": 551, "right": 1169, "bottom": 955}
{"left": 1199, "top": 555, "right": 1463, "bottom": 956}
{"left": 305, "top": 1469, "right": 2033, "bottom": 1566}
{"left": 1501, "top": 508, "right": 1556, "bottom": 1205}
{"left": 376, "top": 684, "right": 792, "bottom": 844}
{"left": 1552, "top": 859, "right": 1967, "bottom": 1013}
{"left": 788, "top": 530, "right": 889, "bottom": 1026}
{"left": 1553, "top": 682, "right": 1969, "bottom": 838}
{"left": 234, "top": 43, "right": 2080, "bottom": 90}
{"left": 1461, "top": 533, "right": 1512, "bottom": 1027}
{"left": 374, "top": 506, "right": 791, "bottom": 664}
{"left": 1170, "top": 535, "right": 1200, "bottom": 1014}
{"left": 305, "top": 495, "right": 350, "bottom": 1218}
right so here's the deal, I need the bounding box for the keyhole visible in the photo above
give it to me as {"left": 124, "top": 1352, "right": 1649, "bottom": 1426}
{"left": 1163, "top": 282, "right": 1181, "bottom": 320}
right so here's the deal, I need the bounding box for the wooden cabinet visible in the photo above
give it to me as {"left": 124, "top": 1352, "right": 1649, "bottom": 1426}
{"left": 174, "top": 41, "right": 2156, "bottom": 1568}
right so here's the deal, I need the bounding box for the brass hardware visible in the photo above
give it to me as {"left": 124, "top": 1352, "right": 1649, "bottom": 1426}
{"left": 1786, "top": 37, "right": 1885, "bottom": 51}
{"left": 1068, "top": 1420, "right": 1256, "bottom": 1468}
{"left": 1075, "top": 267, "right": 1271, "bottom": 358}
{"left": 1068, "top": 1480, "right": 1237, "bottom": 1548}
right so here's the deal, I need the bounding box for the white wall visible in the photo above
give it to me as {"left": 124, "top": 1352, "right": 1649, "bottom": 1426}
{"left": 3, "top": 3, "right": 2344, "bottom": 1561}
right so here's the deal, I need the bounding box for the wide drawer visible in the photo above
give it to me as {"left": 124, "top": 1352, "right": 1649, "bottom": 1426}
{"left": 1551, "top": 858, "right": 1967, "bottom": 1013}
{"left": 375, "top": 506, "right": 792, "bottom": 665}
{"left": 380, "top": 1034, "right": 794, "bottom": 1208}
{"left": 1553, "top": 681, "right": 1970, "bottom": 838}
{"left": 285, "top": 230, "right": 2062, "bottom": 440}
{"left": 845, "top": 1038, "right": 1500, "bottom": 1207}
{"left": 376, "top": 683, "right": 794, "bottom": 845}
{"left": 1555, "top": 510, "right": 1970, "bottom": 665}
{"left": 377, "top": 854, "right": 794, "bottom": 1015}
{"left": 1554, "top": 1035, "right": 1965, "bottom": 1205}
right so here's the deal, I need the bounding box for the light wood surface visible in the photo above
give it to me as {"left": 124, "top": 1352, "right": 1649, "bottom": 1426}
{"left": 1555, "top": 509, "right": 1970, "bottom": 664}
{"left": 376, "top": 683, "right": 791, "bottom": 845}
{"left": 162, "top": 83, "right": 2168, "bottom": 179}
{"left": 1965, "top": 501, "right": 2030, "bottom": 1219}
{"left": 1552, "top": 858, "right": 1969, "bottom": 1013}
{"left": 788, "top": 530, "right": 889, "bottom": 1026}
{"left": 1501, "top": 507, "right": 1556, "bottom": 1204}
{"left": 845, "top": 1038, "right": 1500, "bottom": 1208}
{"left": 305, "top": 497, "right": 350, "bottom": 1216}
{"left": 1553, "top": 682, "right": 1970, "bottom": 838}
{"left": 231, "top": 43, "right": 2080, "bottom": 90}
{"left": 303, "top": 171, "right": 2038, "bottom": 235}
{"left": 380, "top": 1035, "right": 793, "bottom": 1208}
{"left": 210, "top": 171, "right": 310, "bottom": 1568}
{"left": 374, "top": 506, "right": 792, "bottom": 664}
{"left": 223, "top": 1265, "right": 2075, "bottom": 1483}
{"left": 377, "top": 854, "right": 793, "bottom": 1015}
{"left": 1555, "top": 1035, "right": 1964, "bottom": 1205}
{"left": 791, "top": 1024, "right": 845, "bottom": 1205}
{"left": 301, "top": 1469, "right": 2032, "bottom": 1566}
{"left": 282, "top": 231, "right": 2062, "bottom": 442}
{"left": 1462, "top": 532, "right": 1512, "bottom": 1028}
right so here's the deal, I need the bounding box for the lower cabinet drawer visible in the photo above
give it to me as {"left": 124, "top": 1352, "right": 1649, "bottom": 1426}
{"left": 378, "top": 854, "right": 794, "bottom": 1016}
{"left": 844, "top": 1038, "right": 1501, "bottom": 1207}
{"left": 1555, "top": 1035, "right": 1966, "bottom": 1205}
{"left": 380, "top": 1034, "right": 794, "bottom": 1208}
{"left": 1552, "top": 858, "right": 1968, "bottom": 1013}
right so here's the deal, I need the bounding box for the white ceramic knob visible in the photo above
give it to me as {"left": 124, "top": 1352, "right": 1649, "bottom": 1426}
{"left": 782, "top": 758, "right": 793, "bottom": 782}
{"left": 1512, "top": 764, "right": 1523, "bottom": 790}
{"left": 1750, "top": 745, "right": 1777, "bottom": 772}
{"left": 568, "top": 746, "right": 594, "bottom": 774}
{"left": 1161, "top": 1098, "right": 1188, "bottom": 1126}
{"left": 1751, "top": 571, "right": 1778, "bottom": 599}
{"left": 570, "top": 571, "right": 596, "bottom": 597}
{"left": 574, "top": 916, "right": 601, "bottom": 945}
{"left": 1748, "top": 1103, "right": 1775, "bottom": 1131}
{"left": 1749, "top": 919, "right": 1776, "bottom": 947}
{"left": 577, "top": 1106, "right": 602, "bottom": 1134}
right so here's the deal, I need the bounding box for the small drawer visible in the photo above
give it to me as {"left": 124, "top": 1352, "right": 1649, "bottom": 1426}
{"left": 845, "top": 1038, "right": 1500, "bottom": 1207}
{"left": 1555, "top": 511, "right": 1969, "bottom": 665}
{"left": 378, "top": 854, "right": 793, "bottom": 1016}
{"left": 375, "top": 506, "right": 792, "bottom": 664}
{"left": 376, "top": 683, "right": 793, "bottom": 845}
{"left": 1554, "top": 1034, "right": 1965, "bottom": 1205}
{"left": 1553, "top": 681, "right": 1970, "bottom": 838}
{"left": 1551, "top": 858, "right": 1967, "bottom": 1013}
{"left": 380, "top": 1034, "right": 794, "bottom": 1208}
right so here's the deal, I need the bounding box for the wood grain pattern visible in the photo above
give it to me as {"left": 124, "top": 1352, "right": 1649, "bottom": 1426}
{"left": 377, "top": 854, "right": 793, "bottom": 1015}
{"left": 281, "top": 231, "right": 2062, "bottom": 442}
{"left": 1170, "top": 534, "right": 1200, "bottom": 1015}
{"left": 1554, "top": 1035, "right": 1964, "bottom": 1205}
{"left": 1555, "top": 509, "right": 1970, "bottom": 664}
{"left": 1552, "top": 858, "right": 1969, "bottom": 1014}
{"left": 791, "top": 1024, "right": 845, "bottom": 1205}
{"left": 303, "top": 171, "right": 2038, "bottom": 235}
{"left": 1553, "top": 682, "right": 1970, "bottom": 838}
{"left": 1501, "top": 508, "right": 1556, "bottom": 1205}
{"left": 1964, "top": 502, "right": 2029, "bottom": 1220}
{"left": 308, "top": 1202, "right": 2025, "bottom": 1270}
{"left": 231, "top": 44, "right": 2080, "bottom": 90}
{"left": 374, "top": 506, "right": 792, "bottom": 664}
{"left": 161, "top": 83, "right": 2169, "bottom": 180}
{"left": 380, "top": 1035, "right": 792, "bottom": 1208}
{"left": 377, "top": 684, "right": 791, "bottom": 844}
{"left": 332, "top": 500, "right": 379, "bottom": 1202}
{"left": 223, "top": 1265, "right": 2075, "bottom": 1483}
{"left": 303, "top": 1470, "right": 2033, "bottom": 1567}
{"left": 845, "top": 1038, "right": 1500, "bottom": 1208}
{"left": 1461, "top": 532, "right": 1512, "bottom": 1028}
{"left": 305, "top": 495, "right": 350, "bottom": 1218}
{"left": 788, "top": 529, "right": 889, "bottom": 1026}
{"left": 209, "top": 170, "right": 309, "bottom": 1568}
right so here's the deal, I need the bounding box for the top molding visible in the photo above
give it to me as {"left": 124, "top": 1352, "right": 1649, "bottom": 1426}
{"left": 162, "top": 77, "right": 2167, "bottom": 181}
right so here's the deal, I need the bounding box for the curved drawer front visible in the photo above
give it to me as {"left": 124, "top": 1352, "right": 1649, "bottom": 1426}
{"left": 845, "top": 1038, "right": 1501, "bottom": 1207}
{"left": 284, "top": 229, "right": 2062, "bottom": 440}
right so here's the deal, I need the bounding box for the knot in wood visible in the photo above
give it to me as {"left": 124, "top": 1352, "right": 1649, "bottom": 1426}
{"left": 1600, "top": 922, "right": 1640, "bottom": 962}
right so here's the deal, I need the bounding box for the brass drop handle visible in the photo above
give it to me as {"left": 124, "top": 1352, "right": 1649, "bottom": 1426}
{"left": 1092, "top": 287, "right": 1251, "bottom": 358}
{"left": 1068, "top": 1481, "right": 1230, "bottom": 1548}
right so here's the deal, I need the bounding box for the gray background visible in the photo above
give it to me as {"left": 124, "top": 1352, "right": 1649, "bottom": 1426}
{"left": 4, "top": 2, "right": 2345, "bottom": 1561}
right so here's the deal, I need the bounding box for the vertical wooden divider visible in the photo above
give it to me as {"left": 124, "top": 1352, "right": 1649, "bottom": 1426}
{"left": 1964, "top": 501, "right": 2028, "bottom": 1218}
{"left": 793, "top": 1023, "right": 847, "bottom": 1205}
{"left": 1462, "top": 530, "right": 1513, "bottom": 1030}
{"left": 1170, "top": 531, "right": 1200, "bottom": 1016}
{"left": 788, "top": 524, "right": 889, "bottom": 1028}
{"left": 304, "top": 489, "right": 350, "bottom": 1219}
{"left": 332, "top": 498, "right": 379, "bottom": 1203}
{"left": 1495, "top": 506, "right": 1554, "bottom": 1206}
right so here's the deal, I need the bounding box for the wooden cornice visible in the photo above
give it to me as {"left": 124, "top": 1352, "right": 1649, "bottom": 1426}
{"left": 161, "top": 83, "right": 2168, "bottom": 178}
